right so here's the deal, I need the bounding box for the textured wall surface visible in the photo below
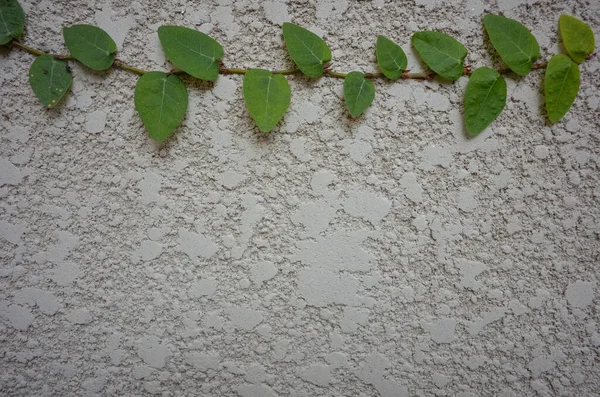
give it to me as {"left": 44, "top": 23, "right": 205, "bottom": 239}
{"left": 1, "top": 0, "right": 599, "bottom": 396}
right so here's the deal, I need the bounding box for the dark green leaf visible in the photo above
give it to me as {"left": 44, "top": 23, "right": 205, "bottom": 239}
{"left": 28, "top": 55, "right": 72, "bottom": 108}
{"left": 344, "top": 72, "right": 375, "bottom": 117}
{"left": 0, "top": 0, "right": 24, "bottom": 45}
{"left": 483, "top": 14, "right": 540, "bottom": 76}
{"left": 134, "top": 72, "right": 188, "bottom": 141}
{"left": 157, "top": 25, "right": 223, "bottom": 81}
{"left": 559, "top": 14, "right": 595, "bottom": 64}
{"left": 63, "top": 25, "right": 117, "bottom": 71}
{"left": 282, "top": 22, "right": 332, "bottom": 78}
{"left": 544, "top": 54, "right": 580, "bottom": 123}
{"left": 376, "top": 35, "right": 407, "bottom": 80}
{"left": 464, "top": 67, "right": 506, "bottom": 136}
{"left": 243, "top": 69, "right": 291, "bottom": 132}
{"left": 411, "top": 31, "right": 467, "bottom": 81}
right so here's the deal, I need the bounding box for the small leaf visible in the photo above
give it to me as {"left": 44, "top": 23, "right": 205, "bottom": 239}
{"left": 344, "top": 72, "right": 375, "bottom": 117}
{"left": 134, "top": 71, "right": 188, "bottom": 141}
{"left": 544, "top": 54, "right": 580, "bottom": 123}
{"left": 243, "top": 69, "right": 291, "bottom": 132}
{"left": 63, "top": 25, "right": 117, "bottom": 71}
{"left": 376, "top": 35, "right": 407, "bottom": 80}
{"left": 157, "top": 26, "right": 224, "bottom": 81}
{"left": 0, "top": 0, "right": 24, "bottom": 45}
{"left": 483, "top": 14, "right": 540, "bottom": 76}
{"left": 411, "top": 31, "right": 467, "bottom": 81}
{"left": 464, "top": 67, "right": 507, "bottom": 136}
{"left": 28, "top": 55, "right": 72, "bottom": 108}
{"left": 282, "top": 22, "right": 332, "bottom": 78}
{"left": 559, "top": 14, "right": 595, "bottom": 64}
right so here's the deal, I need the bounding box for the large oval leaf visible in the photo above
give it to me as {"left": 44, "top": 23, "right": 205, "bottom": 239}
{"left": 63, "top": 25, "right": 117, "bottom": 71}
{"left": 544, "top": 54, "right": 580, "bottom": 123}
{"left": 559, "top": 14, "right": 595, "bottom": 64}
{"left": 158, "top": 26, "right": 223, "bottom": 81}
{"left": 29, "top": 55, "right": 72, "bottom": 108}
{"left": 282, "top": 22, "right": 332, "bottom": 78}
{"left": 376, "top": 35, "right": 407, "bottom": 80}
{"left": 0, "top": 0, "right": 24, "bottom": 45}
{"left": 464, "top": 67, "right": 506, "bottom": 137}
{"left": 344, "top": 72, "right": 375, "bottom": 117}
{"left": 134, "top": 72, "right": 188, "bottom": 141}
{"left": 411, "top": 31, "right": 467, "bottom": 81}
{"left": 243, "top": 69, "right": 291, "bottom": 132}
{"left": 483, "top": 14, "right": 540, "bottom": 76}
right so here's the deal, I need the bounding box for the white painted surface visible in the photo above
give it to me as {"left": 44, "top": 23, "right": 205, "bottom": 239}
{"left": 0, "top": 0, "right": 598, "bottom": 395}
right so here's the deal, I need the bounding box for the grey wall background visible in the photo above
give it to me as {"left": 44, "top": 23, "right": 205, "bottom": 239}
{"left": 1, "top": 0, "right": 599, "bottom": 396}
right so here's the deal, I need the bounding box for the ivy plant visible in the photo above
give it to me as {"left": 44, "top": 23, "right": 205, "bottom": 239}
{"left": 411, "top": 31, "right": 468, "bottom": 81}
{"left": 134, "top": 72, "right": 189, "bottom": 141}
{"left": 483, "top": 14, "right": 541, "bottom": 76}
{"left": 0, "top": 0, "right": 24, "bottom": 45}
{"left": 243, "top": 69, "right": 291, "bottom": 132}
{"left": 1, "top": 0, "right": 596, "bottom": 141}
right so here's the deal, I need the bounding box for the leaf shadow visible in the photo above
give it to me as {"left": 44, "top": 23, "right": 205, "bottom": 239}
{"left": 180, "top": 75, "right": 214, "bottom": 92}
{"left": 0, "top": 45, "right": 11, "bottom": 57}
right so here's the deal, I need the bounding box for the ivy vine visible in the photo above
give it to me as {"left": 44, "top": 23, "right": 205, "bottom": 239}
{"left": 1, "top": 0, "right": 596, "bottom": 142}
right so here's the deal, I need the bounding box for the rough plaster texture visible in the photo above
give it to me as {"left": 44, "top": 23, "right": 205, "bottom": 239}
{"left": 1, "top": 0, "right": 599, "bottom": 396}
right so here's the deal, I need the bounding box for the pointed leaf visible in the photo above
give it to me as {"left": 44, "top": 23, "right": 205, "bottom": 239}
{"left": 464, "top": 67, "right": 506, "bottom": 136}
{"left": 157, "top": 26, "right": 223, "bottom": 81}
{"left": 134, "top": 72, "right": 188, "bottom": 141}
{"left": 483, "top": 14, "right": 540, "bottom": 76}
{"left": 376, "top": 35, "right": 407, "bottom": 80}
{"left": 282, "top": 22, "right": 331, "bottom": 78}
{"left": 344, "top": 72, "right": 375, "bottom": 117}
{"left": 411, "top": 31, "right": 467, "bottom": 81}
{"left": 559, "top": 14, "right": 595, "bottom": 64}
{"left": 28, "top": 55, "right": 72, "bottom": 108}
{"left": 544, "top": 54, "right": 580, "bottom": 123}
{"left": 0, "top": 0, "right": 24, "bottom": 45}
{"left": 243, "top": 69, "right": 291, "bottom": 132}
{"left": 63, "top": 25, "right": 117, "bottom": 71}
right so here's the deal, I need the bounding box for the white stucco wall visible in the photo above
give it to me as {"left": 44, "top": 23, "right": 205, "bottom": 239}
{"left": 1, "top": 0, "right": 599, "bottom": 395}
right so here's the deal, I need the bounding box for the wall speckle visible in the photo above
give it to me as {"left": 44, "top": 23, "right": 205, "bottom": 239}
{"left": 0, "top": 158, "right": 22, "bottom": 186}
{"left": 85, "top": 110, "right": 107, "bottom": 134}
{"left": 177, "top": 228, "right": 218, "bottom": 259}
{"left": 565, "top": 281, "right": 595, "bottom": 309}
{"left": 0, "top": 301, "right": 34, "bottom": 331}
{"left": 137, "top": 336, "right": 170, "bottom": 369}
{"left": 429, "top": 318, "right": 457, "bottom": 343}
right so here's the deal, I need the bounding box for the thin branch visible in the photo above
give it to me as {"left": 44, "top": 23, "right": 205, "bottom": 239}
{"left": 12, "top": 40, "right": 45, "bottom": 56}
{"left": 324, "top": 70, "right": 347, "bottom": 78}
{"left": 9, "top": 39, "right": 551, "bottom": 84}
{"left": 220, "top": 67, "right": 247, "bottom": 75}
{"left": 497, "top": 61, "right": 548, "bottom": 74}
{"left": 113, "top": 59, "right": 148, "bottom": 75}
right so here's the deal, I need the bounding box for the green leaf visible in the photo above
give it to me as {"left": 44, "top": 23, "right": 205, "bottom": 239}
{"left": 544, "top": 54, "right": 580, "bottom": 123}
{"left": 559, "top": 14, "right": 595, "bottom": 64}
{"left": 483, "top": 14, "right": 540, "bottom": 76}
{"left": 134, "top": 72, "right": 188, "bottom": 142}
{"left": 0, "top": 0, "right": 24, "bottom": 45}
{"left": 243, "top": 69, "right": 291, "bottom": 132}
{"left": 282, "top": 22, "right": 332, "bottom": 78}
{"left": 343, "top": 72, "right": 375, "bottom": 117}
{"left": 28, "top": 55, "right": 72, "bottom": 108}
{"left": 464, "top": 67, "right": 507, "bottom": 136}
{"left": 157, "top": 25, "right": 223, "bottom": 81}
{"left": 376, "top": 35, "right": 407, "bottom": 80}
{"left": 411, "top": 31, "right": 467, "bottom": 81}
{"left": 63, "top": 25, "right": 117, "bottom": 71}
